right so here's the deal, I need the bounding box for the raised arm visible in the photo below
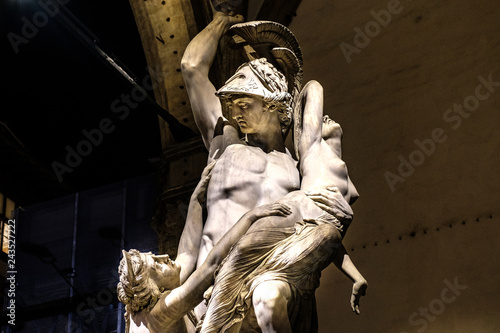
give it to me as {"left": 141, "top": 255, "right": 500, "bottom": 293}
{"left": 297, "top": 80, "right": 324, "bottom": 157}
{"left": 181, "top": 12, "right": 243, "bottom": 150}
{"left": 163, "top": 203, "right": 291, "bottom": 319}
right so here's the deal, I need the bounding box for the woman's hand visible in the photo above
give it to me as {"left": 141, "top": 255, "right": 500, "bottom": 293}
{"left": 306, "top": 187, "right": 353, "bottom": 222}
{"left": 350, "top": 279, "right": 367, "bottom": 315}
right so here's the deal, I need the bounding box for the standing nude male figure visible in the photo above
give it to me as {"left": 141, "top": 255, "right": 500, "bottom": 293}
{"left": 179, "top": 11, "right": 300, "bottom": 314}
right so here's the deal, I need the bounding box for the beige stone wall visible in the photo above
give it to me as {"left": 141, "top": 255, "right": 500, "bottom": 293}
{"left": 290, "top": 0, "right": 500, "bottom": 331}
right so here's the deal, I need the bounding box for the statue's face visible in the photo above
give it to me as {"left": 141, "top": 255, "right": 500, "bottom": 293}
{"left": 228, "top": 95, "right": 274, "bottom": 134}
{"left": 144, "top": 254, "right": 180, "bottom": 290}
{"left": 322, "top": 115, "right": 342, "bottom": 140}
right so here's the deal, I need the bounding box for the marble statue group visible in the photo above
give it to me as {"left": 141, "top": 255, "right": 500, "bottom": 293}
{"left": 117, "top": 10, "right": 367, "bottom": 333}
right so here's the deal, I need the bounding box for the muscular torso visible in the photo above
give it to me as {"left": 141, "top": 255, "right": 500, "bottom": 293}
{"left": 197, "top": 143, "right": 300, "bottom": 267}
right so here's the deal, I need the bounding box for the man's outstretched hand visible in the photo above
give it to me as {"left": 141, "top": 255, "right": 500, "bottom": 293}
{"left": 251, "top": 203, "right": 292, "bottom": 221}
{"left": 193, "top": 160, "right": 216, "bottom": 204}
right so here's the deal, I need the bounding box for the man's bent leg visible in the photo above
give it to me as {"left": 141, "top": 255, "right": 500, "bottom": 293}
{"left": 253, "top": 280, "right": 292, "bottom": 333}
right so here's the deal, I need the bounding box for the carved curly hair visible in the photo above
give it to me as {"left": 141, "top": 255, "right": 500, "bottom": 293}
{"left": 117, "top": 249, "right": 162, "bottom": 331}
